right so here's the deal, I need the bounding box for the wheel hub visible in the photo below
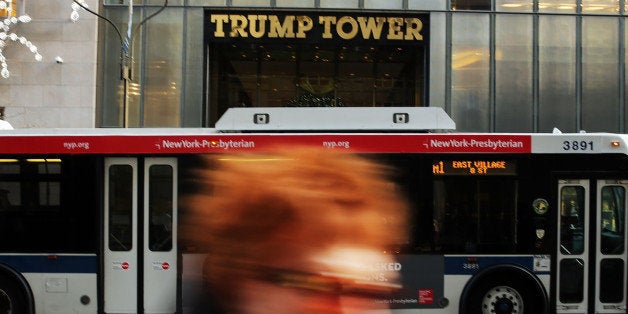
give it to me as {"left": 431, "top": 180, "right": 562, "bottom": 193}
{"left": 481, "top": 285, "right": 524, "bottom": 314}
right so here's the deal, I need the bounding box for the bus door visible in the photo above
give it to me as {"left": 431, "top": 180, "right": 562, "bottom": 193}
{"left": 104, "top": 157, "right": 178, "bottom": 314}
{"left": 556, "top": 179, "right": 627, "bottom": 313}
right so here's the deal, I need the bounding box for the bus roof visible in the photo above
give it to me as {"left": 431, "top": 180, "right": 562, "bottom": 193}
{"left": 215, "top": 107, "right": 456, "bottom": 132}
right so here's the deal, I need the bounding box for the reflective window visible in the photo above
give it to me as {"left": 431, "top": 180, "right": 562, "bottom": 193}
{"left": 451, "top": 0, "right": 491, "bottom": 10}
{"left": 108, "top": 165, "right": 134, "bottom": 252}
{"left": 364, "top": 0, "right": 403, "bottom": 10}
{"left": 539, "top": 16, "right": 576, "bottom": 132}
{"left": 599, "top": 258, "right": 624, "bottom": 303}
{"left": 496, "top": 0, "right": 533, "bottom": 12}
{"left": 182, "top": 8, "right": 205, "bottom": 126}
{"left": 451, "top": 13, "right": 490, "bottom": 131}
{"left": 581, "top": 0, "right": 619, "bottom": 14}
{"left": 143, "top": 8, "right": 184, "bottom": 127}
{"left": 148, "top": 165, "right": 173, "bottom": 252}
{"left": 276, "top": 0, "right": 317, "bottom": 8}
{"left": 538, "top": 0, "right": 577, "bottom": 13}
{"left": 560, "top": 186, "right": 585, "bottom": 255}
{"left": 100, "top": 6, "right": 184, "bottom": 127}
{"left": 582, "top": 17, "right": 619, "bottom": 132}
{"left": 100, "top": 7, "right": 138, "bottom": 127}
{"left": 559, "top": 258, "right": 584, "bottom": 303}
{"left": 320, "top": 0, "right": 359, "bottom": 8}
{"left": 495, "top": 14, "right": 533, "bottom": 132}
{"left": 600, "top": 186, "right": 625, "bottom": 254}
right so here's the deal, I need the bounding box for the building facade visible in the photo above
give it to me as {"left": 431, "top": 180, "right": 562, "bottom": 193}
{"left": 2, "top": 1, "right": 626, "bottom": 132}
{"left": 0, "top": 0, "right": 98, "bottom": 128}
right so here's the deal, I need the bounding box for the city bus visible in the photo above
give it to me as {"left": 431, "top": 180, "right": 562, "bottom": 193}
{"left": 0, "top": 107, "right": 625, "bottom": 314}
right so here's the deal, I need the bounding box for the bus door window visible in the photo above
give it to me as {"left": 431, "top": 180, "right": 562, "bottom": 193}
{"left": 108, "top": 165, "right": 134, "bottom": 251}
{"left": 598, "top": 185, "right": 625, "bottom": 304}
{"left": 558, "top": 185, "right": 586, "bottom": 304}
{"left": 148, "top": 164, "right": 174, "bottom": 252}
{"left": 600, "top": 186, "right": 625, "bottom": 254}
{"left": 560, "top": 186, "right": 585, "bottom": 255}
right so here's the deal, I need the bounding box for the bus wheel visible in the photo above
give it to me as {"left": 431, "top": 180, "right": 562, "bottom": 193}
{"left": 460, "top": 265, "right": 548, "bottom": 314}
{"left": 480, "top": 285, "right": 524, "bottom": 314}
{"left": 0, "top": 274, "right": 27, "bottom": 314}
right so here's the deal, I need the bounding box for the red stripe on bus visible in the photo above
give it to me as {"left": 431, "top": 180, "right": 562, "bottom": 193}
{"left": 0, "top": 134, "right": 532, "bottom": 154}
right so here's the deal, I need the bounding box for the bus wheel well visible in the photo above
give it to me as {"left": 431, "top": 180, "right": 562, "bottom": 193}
{"left": 459, "top": 264, "right": 548, "bottom": 314}
{"left": 0, "top": 263, "right": 35, "bottom": 314}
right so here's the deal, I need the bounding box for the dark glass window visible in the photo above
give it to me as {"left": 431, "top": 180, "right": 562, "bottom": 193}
{"left": 452, "top": 0, "right": 491, "bottom": 10}
{"left": 0, "top": 159, "right": 61, "bottom": 212}
{"left": 148, "top": 165, "right": 174, "bottom": 252}
{"left": 0, "top": 157, "right": 97, "bottom": 252}
{"left": 108, "top": 165, "right": 134, "bottom": 252}
{"left": 599, "top": 258, "right": 624, "bottom": 303}
{"left": 433, "top": 178, "right": 518, "bottom": 253}
{"left": 559, "top": 258, "right": 584, "bottom": 303}
{"left": 208, "top": 42, "right": 424, "bottom": 125}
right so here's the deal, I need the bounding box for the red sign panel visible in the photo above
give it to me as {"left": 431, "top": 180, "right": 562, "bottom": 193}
{"left": 0, "top": 133, "right": 532, "bottom": 155}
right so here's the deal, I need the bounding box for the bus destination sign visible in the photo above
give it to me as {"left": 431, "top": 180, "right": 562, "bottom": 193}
{"left": 432, "top": 160, "right": 516, "bottom": 176}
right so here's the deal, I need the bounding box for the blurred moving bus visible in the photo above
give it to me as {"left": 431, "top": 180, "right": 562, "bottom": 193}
{"left": 0, "top": 108, "right": 625, "bottom": 314}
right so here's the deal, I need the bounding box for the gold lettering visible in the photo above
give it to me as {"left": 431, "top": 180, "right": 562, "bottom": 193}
{"left": 210, "top": 14, "right": 229, "bottom": 37}
{"left": 229, "top": 15, "right": 248, "bottom": 37}
{"left": 404, "top": 18, "right": 423, "bottom": 40}
{"left": 319, "top": 16, "right": 336, "bottom": 39}
{"left": 336, "top": 16, "right": 359, "bottom": 40}
{"left": 212, "top": 14, "right": 425, "bottom": 42}
{"left": 387, "top": 17, "right": 404, "bottom": 40}
{"left": 296, "top": 16, "right": 313, "bottom": 38}
{"left": 248, "top": 15, "right": 267, "bottom": 38}
{"left": 357, "top": 17, "right": 386, "bottom": 40}
{"left": 268, "top": 15, "right": 295, "bottom": 38}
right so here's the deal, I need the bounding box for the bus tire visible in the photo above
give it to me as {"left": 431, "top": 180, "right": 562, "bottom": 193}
{"left": 0, "top": 268, "right": 32, "bottom": 314}
{"left": 459, "top": 264, "right": 548, "bottom": 314}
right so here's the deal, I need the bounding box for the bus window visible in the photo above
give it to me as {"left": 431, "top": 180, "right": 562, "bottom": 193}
{"left": 600, "top": 186, "right": 625, "bottom": 254}
{"left": 108, "top": 165, "right": 133, "bottom": 251}
{"left": 433, "top": 178, "right": 517, "bottom": 253}
{"left": 148, "top": 165, "right": 173, "bottom": 252}
{"left": 560, "top": 186, "right": 585, "bottom": 255}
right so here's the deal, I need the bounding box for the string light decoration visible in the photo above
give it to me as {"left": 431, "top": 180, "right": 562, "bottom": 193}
{"left": 70, "top": 0, "right": 88, "bottom": 22}
{"left": 0, "top": 0, "right": 87, "bottom": 79}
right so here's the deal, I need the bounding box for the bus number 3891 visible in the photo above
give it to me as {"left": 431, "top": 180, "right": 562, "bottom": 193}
{"left": 562, "top": 140, "right": 594, "bottom": 151}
